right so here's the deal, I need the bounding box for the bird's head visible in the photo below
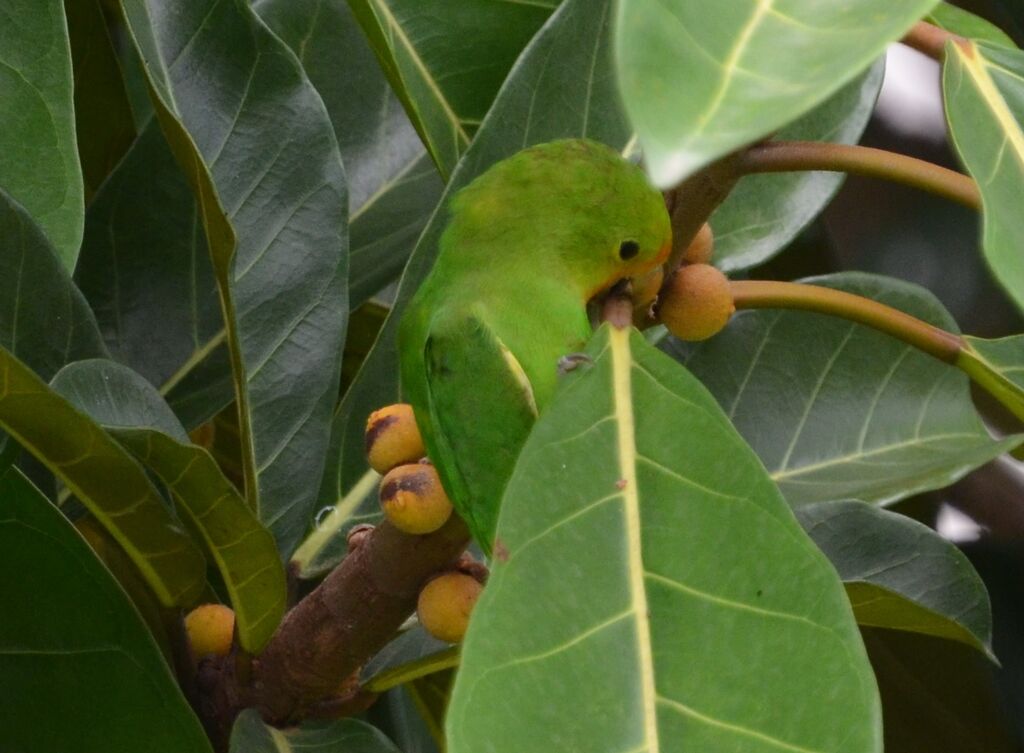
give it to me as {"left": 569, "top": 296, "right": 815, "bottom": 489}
{"left": 447, "top": 139, "right": 672, "bottom": 301}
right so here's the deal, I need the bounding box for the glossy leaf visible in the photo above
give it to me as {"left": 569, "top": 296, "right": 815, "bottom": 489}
{"left": 926, "top": 3, "right": 1017, "bottom": 48}
{"left": 944, "top": 40, "right": 1024, "bottom": 312}
{"left": 52, "top": 359, "right": 286, "bottom": 652}
{"left": 614, "top": 0, "right": 937, "bottom": 187}
{"left": 120, "top": 0, "right": 349, "bottom": 556}
{"left": 0, "top": 346, "right": 206, "bottom": 606}
{"left": 0, "top": 466, "right": 213, "bottom": 753}
{"left": 0, "top": 0, "right": 84, "bottom": 267}
{"left": 254, "top": 0, "right": 445, "bottom": 307}
{"left": 797, "top": 500, "right": 992, "bottom": 655}
{"left": 75, "top": 121, "right": 231, "bottom": 429}
{"left": 448, "top": 326, "right": 880, "bottom": 752}
{"left": 64, "top": 0, "right": 137, "bottom": 200}
{"left": 347, "top": 0, "right": 556, "bottom": 179}
{"left": 669, "top": 273, "right": 1018, "bottom": 506}
{"left": 229, "top": 709, "right": 401, "bottom": 753}
{"left": 864, "top": 628, "right": 1017, "bottom": 752}
{"left": 712, "top": 61, "right": 883, "bottom": 272}
{"left": 317, "top": 0, "right": 631, "bottom": 543}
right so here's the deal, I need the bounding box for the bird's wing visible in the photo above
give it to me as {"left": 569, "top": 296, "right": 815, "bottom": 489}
{"left": 422, "top": 309, "right": 538, "bottom": 552}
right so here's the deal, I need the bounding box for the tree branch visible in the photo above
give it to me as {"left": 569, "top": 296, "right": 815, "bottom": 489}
{"left": 901, "top": 20, "right": 964, "bottom": 62}
{"left": 735, "top": 141, "right": 981, "bottom": 210}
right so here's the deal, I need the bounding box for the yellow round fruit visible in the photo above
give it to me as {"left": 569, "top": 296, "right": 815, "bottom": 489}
{"left": 659, "top": 264, "right": 735, "bottom": 341}
{"left": 682, "top": 223, "right": 714, "bottom": 265}
{"left": 184, "top": 604, "right": 235, "bottom": 659}
{"left": 417, "top": 572, "right": 483, "bottom": 643}
{"left": 379, "top": 463, "right": 453, "bottom": 535}
{"left": 365, "top": 403, "right": 426, "bottom": 474}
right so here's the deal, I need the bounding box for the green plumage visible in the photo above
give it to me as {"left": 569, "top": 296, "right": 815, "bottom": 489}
{"left": 399, "top": 139, "right": 671, "bottom": 551}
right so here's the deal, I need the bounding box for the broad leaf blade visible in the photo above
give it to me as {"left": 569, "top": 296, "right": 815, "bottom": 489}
{"left": 614, "top": 0, "right": 937, "bottom": 187}
{"left": 797, "top": 500, "right": 992, "bottom": 656}
{"left": 255, "top": 0, "right": 445, "bottom": 308}
{"left": 669, "top": 273, "right": 1018, "bottom": 507}
{"left": 347, "top": 0, "right": 556, "bottom": 179}
{"left": 944, "top": 40, "right": 1024, "bottom": 312}
{"left": 119, "top": 0, "right": 349, "bottom": 556}
{"left": 76, "top": 122, "right": 230, "bottom": 430}
{"left": 0, "top": 0, "right": 84, "bottom": 267}
{"left": 927, "top": 3, "right": 1017, "bottom": 47}
{"left": 229, "top": 709, "right": 401, "bottom": 752}
{"left": 959, "top": 334, "right": 1024, "bottom": 421}
{"left": 0, "top": 467, "right": 213, "bottom": 753}
{"left": 448, "top": 326, "right": 880, "bottom": 752}
{"left": 713, "top": 62, "right": 883, "bottom": 272}
{"left": 316, "top": 0, "right": 630, "bottom": 550}
{"left": 65, "top": 0, "right": 137, "bottom": 201}
{"left": 51, "top": 359, "right": 286, "bottom": 652}
{"left": 0, "top": 347, "right": 206, "bottom": 606}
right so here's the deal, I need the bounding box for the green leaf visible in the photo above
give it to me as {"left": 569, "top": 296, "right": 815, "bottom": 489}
{"left": 0, "top": 0, "right": 84, "bottom": 267}
{"left": 229, "top": 708, "right": 401, "bottom": 752}
{"left": 0, "top": 466, "right": 213, "bottom": 753}
{"left": 863, "top": 628, "right": 1017, "bottom": 752}
{"left": 64, "top": 0, "right": 137, "bottom": 201}
{"left": 797, "top": 500, "right": 992, "bottom": 656}
{"left": 926, "top": 3, "right": 1017, "bottom": 48}
{"left": 75, "top": 121, "right": 231, "bottom": 429}
{"left": 254, "top": 0, "right": 445, "bottom": 308}
{"left": 668, "top": 273, "right": 1018, "bottom": 507}
{"left": 347, "top": 0, "right": 557, "bottom": 179}
{"left": 52, "top": 359, "right": 286, "bottom": 652}
{"left": 958, "top": 334, "right": 1024, "bottom": 422}
{"left": 712, "top": 61, "right": 883, "bottom": 272}
{"left": 614, "top": 0, "right": 937, "bottom": 187}
{"left": 316, "top": 0, "right": 631, "bottom": 550}
{"left": 119, "top": 0, "right": 349, "bottom": 556}
{"left": 0, "top": 189, "right": 105, "bottom": 379}
{"left": 448, "top": 325, "right": 880, "bottom": 752}
{"left": 0, "top": 346, "right": 206, "bottom": 606}
{"left": 944, "top": 40, "right": 1024, "bottom": 312}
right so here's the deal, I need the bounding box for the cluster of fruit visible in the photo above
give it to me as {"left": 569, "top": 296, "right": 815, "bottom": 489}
{"left": 657, "top": 223, "right": 735, "bottom": 341}
{"left": 364, "top": 404, "right": 484, "bottom": 644}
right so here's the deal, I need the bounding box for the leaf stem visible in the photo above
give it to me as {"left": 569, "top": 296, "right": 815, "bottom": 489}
{"left": 901, "top": 20, "right": 965, "bottom": 62}
{"left": 729, "top": 280, "right": 964, "bottom": 363}
{"left": 735, "top": 141, "right": 981, "bottom": 210}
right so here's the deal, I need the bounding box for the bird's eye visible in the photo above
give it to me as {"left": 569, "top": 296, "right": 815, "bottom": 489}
{"left": 618, "top": 240, "right": 640, "bottom": 260}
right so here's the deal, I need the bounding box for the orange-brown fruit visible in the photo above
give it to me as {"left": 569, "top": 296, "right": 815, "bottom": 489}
{"left": 184, "top": 604, "right": 235, "bottom": 659}
{"left": 379, "top": 463, "right": 453, "bottom": 534}
{"left": 365, "top": 403, "right": 426, "bottom": 474}
{"left": 659, "top": 264, "right": 735, "bottom": 341}
{"left": 682, "top": 223, "right": 714, "bottom": 265}
{"left": 417, "top": 571, "right": 483, "bottom": 643}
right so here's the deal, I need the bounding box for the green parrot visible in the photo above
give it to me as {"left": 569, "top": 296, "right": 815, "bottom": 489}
{"left": 399, "top": 139, "right": 672, "bottom": 552}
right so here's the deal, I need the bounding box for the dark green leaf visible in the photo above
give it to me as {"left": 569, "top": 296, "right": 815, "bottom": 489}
{"left": 797, "top": 500, "right": 992, "bottom": 655}
{"left": 229, "top": 708, "right": 401, "bottom": 752}
{"left": 120, "top": 0, "right": 349, "bottom": 556}
{"left": 448, "top": 326, "right": 880, "bottom": 752}
{"left": 863, "top": 628, "right": 1017, "bottom": 753}
{"left": 669, "top": 273, "right": 1018, "bottom": 506}
{"left": 0, "top": 347, "right": 206, "bottom": 606}
{"left": 713, "top": 62, "right": 883, "bottom": 272}
{"left": 75, "top": 121, "right": 231, "bottom": 429}
{"left": 315, "top": 0, "right": 631, "bottom": 556}
{"left": 0, "top": 0, "right": 83, "bottom": 267}
{"left": 347, "top": 0, "right": 557, "bottom": 179}
{"left": 958, "top": 334, "right": 1024, "bottom": 421}
{"left": 64, "top": 0, "right": 136, "bottom": 200}
{"left": 0, "top": 466, "right": 213, "bottom": 753}
{"left": 927, "top": 3, "right": 1017, "bottom": 47}
{"left": 614, "top": 0, "right": 937, "bottom": 187}
{"left": 52, "top": 359, "right": 286, "bottom": 652}
{"left": 944, "top": 40, "right": 1024, "bottom": 312}
{"left": 254, "top": 0, "right": 445, "bottom": 308}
